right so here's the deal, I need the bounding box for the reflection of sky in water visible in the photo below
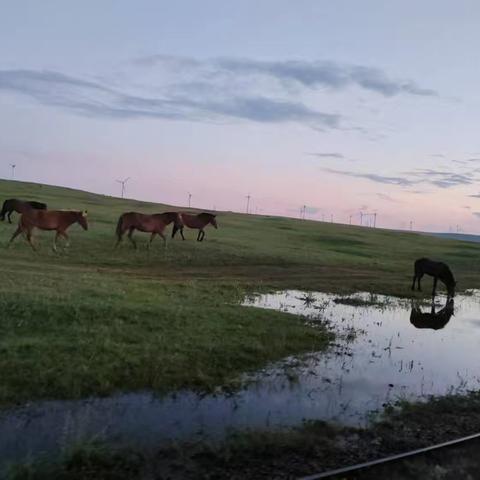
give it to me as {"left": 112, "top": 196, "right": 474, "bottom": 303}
{"left": 2, "top": 291, "right": 480, "bottom": 466}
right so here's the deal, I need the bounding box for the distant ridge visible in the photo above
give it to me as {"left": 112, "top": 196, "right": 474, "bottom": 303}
{"left": 427, "top": 232, "right": 480, "bottom": 244}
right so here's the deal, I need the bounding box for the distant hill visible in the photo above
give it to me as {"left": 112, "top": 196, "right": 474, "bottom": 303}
{"left": 426, "top": 232, "right": 480, "bottom": 244}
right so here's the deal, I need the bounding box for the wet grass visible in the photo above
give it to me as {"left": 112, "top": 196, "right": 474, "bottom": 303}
{"left": 9, "top": 392, "right": 480, "bottom": 479}
{"left": 6, "top": 442, "right": 143, "bottom": 480}
{"left": 0, "top": 275, "right": 331, "bottom": 405}
{"left": 1, "top": 178, "right": 480, "bottom": 407}
{"left": 333, "top": 295, "right": 385, "bottom": 307}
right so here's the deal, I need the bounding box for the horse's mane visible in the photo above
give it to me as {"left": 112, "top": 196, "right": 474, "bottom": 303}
{"left": 198, "top": 212, "right": 216, "bottom": 219}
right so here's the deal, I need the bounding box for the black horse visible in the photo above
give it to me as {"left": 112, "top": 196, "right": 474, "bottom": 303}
{"left": 410, "top": 298, "right": 454, "bottom": 330}
{"left": 0, "top": 198, "right": 47, "bottom": 223}
{"left": 411, "top": 257, "right": 456, "bottom": 298}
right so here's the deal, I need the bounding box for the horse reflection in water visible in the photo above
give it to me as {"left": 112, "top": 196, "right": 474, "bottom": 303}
{"left": 410, "top": 298, "right": 454, "bottom": 330}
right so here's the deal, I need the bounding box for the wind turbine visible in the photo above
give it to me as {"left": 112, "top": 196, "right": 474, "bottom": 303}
{"left": 116, "top": 177, "right": 130, "bottom": 198}
{"left": 10, "top": 164, "right": 16, "bottom": 180}
{"left": 188, "top": 192, "right": 192, "bottom": 208}
{"left": 245, "top": 193, "right": 251, "bottom": 214}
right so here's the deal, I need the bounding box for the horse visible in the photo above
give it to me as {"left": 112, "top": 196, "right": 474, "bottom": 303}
{"left": 115, "top": 211, "right": 181, "bottom": 248}
{"left": 8, "top": 210, "right": 88, "bottom": 251}
{"left": 0, "top": 198, "right": 47, "bottom": 223}
{"left": 410, "top": 298, "right": 454, "bottom": 330}
{"left": 411, "top": 257, "right": 456, "bottom": 298}
{"left": 171, "top": 212, "right": 218, "bottom": 242}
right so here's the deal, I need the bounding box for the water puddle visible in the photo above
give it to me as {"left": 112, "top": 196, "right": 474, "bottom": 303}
{"left": 2, "top": 290, "right": 480, "bottom": 466}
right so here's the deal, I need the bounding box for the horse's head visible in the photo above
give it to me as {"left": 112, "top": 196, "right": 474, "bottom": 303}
{"left": 163, "top": 212, "right": 183, "bottom": 227}
{"left": 77, "top": 210, "right": 88, "bottom": 230}
{"left": 173, "top": 212, "right": 184, "bottom": 228}
{"left": 209, "top": 214, "right": 218, "bottom": 229}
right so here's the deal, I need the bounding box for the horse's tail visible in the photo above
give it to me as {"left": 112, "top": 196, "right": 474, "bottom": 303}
{"left": 0, "top": 199, "right": 9, "bottom": 221}
{"left": 172, "top": 224, "right": 180, "bottom": 238}
{"left": 116, "top": 214, "right": 125, "bottom": 240}
{"left": 171, "top": 213, "right": 183, "bottom": 238}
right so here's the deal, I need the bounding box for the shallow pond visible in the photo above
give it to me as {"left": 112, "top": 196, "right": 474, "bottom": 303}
{"left": 2, "top": 290, "right": 480, "bottom": 466}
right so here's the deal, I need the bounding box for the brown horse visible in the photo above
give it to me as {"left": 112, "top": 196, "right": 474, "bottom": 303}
{"left": 115, "top": 211, "right": 181, "bottom": 248}
{"left": 8, "top": 210, "right": 88, "bottom": 251}
{"left": 1, "top": 198, "right": 47, "bottom": 223}
{"left": 171, "top": 212, "right": 218, "bottom": 242}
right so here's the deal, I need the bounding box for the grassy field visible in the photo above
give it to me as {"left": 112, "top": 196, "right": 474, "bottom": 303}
{"left": 1, "top": 178, "right": 480, "bottom": 406}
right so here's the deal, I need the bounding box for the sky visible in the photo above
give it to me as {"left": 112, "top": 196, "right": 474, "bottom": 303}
{"left": 1, "top": 1, "right": 480, "bottom": 232}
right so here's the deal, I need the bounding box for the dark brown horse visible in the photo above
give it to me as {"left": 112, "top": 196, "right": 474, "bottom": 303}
{"left": 115, "top": 211, "right": 181, "bottom": 248}
{"left": 8, "top": 210, "right": 88, "bottom": 251}
{"left": 411, "top": 258, "right": 456, "bottom": 298}
{"left": 172, "top": 212, "right": 218, "bottom": 242}
{"left": 410, "top": 298, "right": 454, "bottom": 330}
{"left": 1, "top": 198, "right": 47, "bottom": 223}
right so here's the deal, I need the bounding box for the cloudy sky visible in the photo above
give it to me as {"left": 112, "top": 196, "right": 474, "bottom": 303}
{"left": 1, "top": 1, "right": 480, "bottom": 232}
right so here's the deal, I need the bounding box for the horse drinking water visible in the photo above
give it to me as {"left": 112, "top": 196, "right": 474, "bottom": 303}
{"left": 8, "top": 210, "right": 88, "bottom": 251}
{"left": 115, "top": 211, "right": 181, "bottom": 248}
{"left": 0, "top": 198, "right": 47, "bottom": 223}
{"left": 411, "top": 257, "right": 456, "bottom": 298}
{"left": 171, "top": 213, "right": 218, "bottom": 242}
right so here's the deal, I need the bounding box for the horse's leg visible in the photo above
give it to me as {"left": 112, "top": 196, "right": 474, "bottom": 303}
{"left": 432, "top": 277, "right": 438, "bottom": 298}
{"left": 56, "top": 231, "right": 69, "bottom": 250}
{"left": 26, "top": 229, "right": 36, "bottom": 251}
{"left": 52, "top": 231, "right": 66, "bottom": 251}
{"left": 52, "top": 232, "right": 60, "bottom": 252}
{"left": 199, "top": 230, "right": 205, "bottom": 242}
{"left": 61, "top": 231, "right": 70, "bottom": 248}
{"left": 173, "top": 226, "right": 185, "bottom": 240}
{"left": 417, "top": 274, "right": 423, "bottom": 291}
{"left": 148, "top": 232, "right": 156, "bottom": 248}
{"left": 7, "top": 211, "right": 12, "bottom": 224}
{"left": 158, "top": 232, "right": 167, "bottom": 248}
{"left": 7, "top": 226, "right": 23, "bottom": 247}
{"left": 196, "top": 230, "right": 201, "bottom": 242}
{"left": 127, "top": 227, "right": 137, "bottom": 249}
{"left": 411, "top": 275, "right": 417, "bottom": 291}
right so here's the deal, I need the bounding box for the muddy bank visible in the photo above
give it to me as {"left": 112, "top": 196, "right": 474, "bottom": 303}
{"left": 7, "top": 392, "right": 480, "bottom": 479}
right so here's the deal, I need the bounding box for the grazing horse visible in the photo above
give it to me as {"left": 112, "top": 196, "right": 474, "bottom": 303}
{"left": 8, "top": 210, "right": 88, "bottom": 251}
{"left": 115, "top": 211, "right": 181, "bottom": 248}
{"left": 0, "top": 198, "right": 47, "bottom": 223}
{"left": 411, "top": 257, "right": 456, "bottom": 298}
{"left": 410, "top": 298, "right": 454, "bottom": 330}
{"left": 172, "top": 212, "right": 218, "bottom": 242}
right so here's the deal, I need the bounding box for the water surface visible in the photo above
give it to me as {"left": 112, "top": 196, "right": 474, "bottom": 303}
{"left": 2, "top": 290, "right": 480, "bottom": 466}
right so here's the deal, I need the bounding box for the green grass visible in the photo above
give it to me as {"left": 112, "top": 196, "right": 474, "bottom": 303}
{"left": 1, "top": 178, "right": 480, "bottom": 405}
